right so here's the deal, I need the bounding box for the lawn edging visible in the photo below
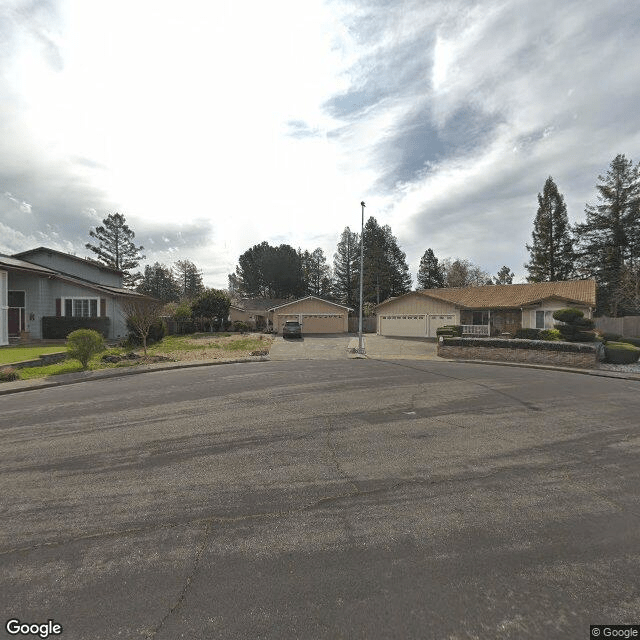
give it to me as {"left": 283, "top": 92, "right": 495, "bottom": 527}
{"left": 2, "top": 352, "right": 68, "bottom": 369}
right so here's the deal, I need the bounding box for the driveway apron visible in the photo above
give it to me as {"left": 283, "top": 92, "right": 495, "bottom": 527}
{"left": 269, "top": 335, "right": 353, "bottom": 360}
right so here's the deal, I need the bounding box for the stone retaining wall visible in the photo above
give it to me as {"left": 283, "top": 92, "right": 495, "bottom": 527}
{"left": 9, "top": 352, "right": 68, "bottom": 369}
{"left": 437, "top": 343, "right": 597, "bottom": 369}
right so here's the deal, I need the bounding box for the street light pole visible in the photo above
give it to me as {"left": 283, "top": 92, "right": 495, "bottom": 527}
{"left": 358, "top": 200, "right": 365, "bottom": 354}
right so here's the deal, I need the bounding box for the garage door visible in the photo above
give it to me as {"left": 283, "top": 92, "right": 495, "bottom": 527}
{"left": 379, "top": 315, "right": 427, "bottom": 337}
{"left": 428, "top": 314, "right": 456, "bottom": 337}
{"left": 302, "top": 314, "right": 344, "bottom": 333}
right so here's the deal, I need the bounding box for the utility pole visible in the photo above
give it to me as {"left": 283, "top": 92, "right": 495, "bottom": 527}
{"left": 358, "top": 201, "right": 365, "bottom": 354}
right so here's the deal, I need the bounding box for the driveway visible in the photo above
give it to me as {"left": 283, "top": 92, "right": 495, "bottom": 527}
{"left": 269, "top": 333, "right": 355, "bottom": 360}
{"left": 361, "top": 334, "right": 439, "bottom": 359}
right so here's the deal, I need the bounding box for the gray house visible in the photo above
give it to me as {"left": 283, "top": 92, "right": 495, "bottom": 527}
{"left": 0, "top": 247, "right": 145, "bottom": 345}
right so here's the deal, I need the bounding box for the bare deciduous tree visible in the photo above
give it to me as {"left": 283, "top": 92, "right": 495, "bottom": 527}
{"left": 120, "top": 296, "right": 163, "bottom": 355}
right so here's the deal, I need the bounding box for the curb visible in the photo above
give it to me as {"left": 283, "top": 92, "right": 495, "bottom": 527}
{"left": 0, "top": 356, "right": 270, "bottom": 396}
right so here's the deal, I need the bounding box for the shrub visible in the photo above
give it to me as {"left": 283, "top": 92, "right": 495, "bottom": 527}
{"left": 604, "top": 342, "right": 640, "bottom": 364}
{"left": 0, "top": 367, "right": 19, "bottom": 382}
{"left": 514, "top": 328, "right": 541, "bottom": 340}
{"left": 442, "top": 337, "right": 597, "bottom": 353}
{"left": 620, "top": 337, "right": 640, "bottom": 348}
{"left": 66, "top": 329, "right": 105, "bottom": 369}
{"left": 42, "top": 316, "right": 110, "bottom": 339}
{"left": 552, "top": 308, "right": 595, "bottom": 342}
{"left": 233, "top": 321, "right": 250, "bottom": 333}
{"left": 539, "top": 329, "right": 562, "bottom": 341}
{"left": 600, "top": 332, "right": 622, "bottom": 343}
{"left": 436, "top": 325, "right": 462, "bottom": 337}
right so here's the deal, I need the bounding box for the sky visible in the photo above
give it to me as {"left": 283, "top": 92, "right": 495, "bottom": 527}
{"left": 1, "top": 0, "right": 640, "bottom": 289}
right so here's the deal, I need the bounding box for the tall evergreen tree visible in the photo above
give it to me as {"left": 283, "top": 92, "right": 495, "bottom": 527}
{"left": 417, "top": 248, "right": 445, "bottom": 289}
{"left": 301, "top": 248, "right": 332, "bottom": 298}
{"left": 173, "top": 259, "right": 204, "bottom": 300}
{"left": 136, "top": 262, "right": 180, "bottom": 303}
{"left": 333, "top": 227, "right": 360, "bottom": 308}
{"left": 525, "top": 177, "right": 575, "bottom": 282}
{"left": 234, "top": 242, "right": 304, "bottom": 298}
{"left": 362, "top": 217, "right": 411, "bottom": 303}
{"left": 494, "top": 265, "right": 514, "bottom": 285}
{"left": 574, "top": 155, "right": 640, "bottom": 315}
{"left": 86, "top": 212, "right": 145, "bottom": 287}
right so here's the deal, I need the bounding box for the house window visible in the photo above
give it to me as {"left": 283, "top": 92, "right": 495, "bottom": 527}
{"left": 535, "top": 310, "right": 544, "bottom": 328}
{"left": 64, "top": 298, "right": 98, "bottom": 317}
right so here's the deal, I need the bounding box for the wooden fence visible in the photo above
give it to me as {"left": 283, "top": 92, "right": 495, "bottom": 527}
{"left": 594, "top": 316, "right": 640, "bottom": 337}
{"left": 348, "top": 317, "right": 377, "bottom": 333}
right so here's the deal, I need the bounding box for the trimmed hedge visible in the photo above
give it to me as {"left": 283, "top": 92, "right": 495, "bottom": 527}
{"left": 42, "top": 316, "right": 110, "bottom": 339}
{"left": 436, "top": 325, "right": 462, "bottom": 337}
{"left": 514, "top": 328, "right": 541, "bottom": 340}
{"left": 442, "top": 337, "right": 598, "bottom": 353}
{"left": 604, "top": 342, "right": 640, "bottom": 364}
{"left": 620, "top": 337, "right": 640, "bottom": 348}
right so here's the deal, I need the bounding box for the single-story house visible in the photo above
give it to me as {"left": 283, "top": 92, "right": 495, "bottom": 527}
{"left": 376, "top": 280, "right": 597, "bottom": 338}
{"left": 269, "top": 296, "right": 353, "bottom": 334}
{"left": 229, "top": 298, "right": 288, "bottom": 330}
{"left": 0, "top": 247, "right": 146, "bottom": 345}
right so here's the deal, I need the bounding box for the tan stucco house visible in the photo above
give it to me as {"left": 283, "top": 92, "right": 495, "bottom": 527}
{"left": 269, "top": 296, "right": 353, "bottom": 334}
{"left": 229, "top": 298, "right": 287, "bottom": 330}
{"left": 376, "top": 280, "right": 596, "bottom": 338}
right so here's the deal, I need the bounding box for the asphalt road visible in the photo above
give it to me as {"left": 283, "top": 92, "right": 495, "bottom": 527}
{"left": 1, "top": 359, "right": 639, "bottom": 640}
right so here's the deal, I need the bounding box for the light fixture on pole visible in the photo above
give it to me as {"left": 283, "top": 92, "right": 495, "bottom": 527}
{"left": 358, "top": 200, "right": 365, "bottom": 354}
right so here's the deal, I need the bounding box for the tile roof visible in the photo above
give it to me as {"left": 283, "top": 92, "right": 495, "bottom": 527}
{"left": 378, "top": 280, "right": 596, "bottom": 309}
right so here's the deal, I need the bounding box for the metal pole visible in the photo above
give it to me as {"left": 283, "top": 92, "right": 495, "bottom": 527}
{"left": 358, "top": 201, "right": 365, "bottom": 354}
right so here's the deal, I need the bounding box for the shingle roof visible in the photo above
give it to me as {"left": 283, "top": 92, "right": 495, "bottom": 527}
{"left": 378, "top": 280, "right": 596, "bottom": 309}
{"left": 12, "top": 247, "right": 123, "bottom": 274}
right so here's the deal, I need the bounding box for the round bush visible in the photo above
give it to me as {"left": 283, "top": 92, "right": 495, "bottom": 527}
{"left": 66, "top": 329, "right": 105, "bottom": 369}
{"left": 0, "top": 367, "right": 19, "bottom": 382}
{"left": 552, "top": 308, "right": 585, "bottom": 324}
{"left": 604, "top": 342, "right": 640, "bottom": 364}
{"left": 233, "top": 320, "right": 250, "bottom": 333}
{"left": 539, "top": 329, "right": 562, "bottom": 341}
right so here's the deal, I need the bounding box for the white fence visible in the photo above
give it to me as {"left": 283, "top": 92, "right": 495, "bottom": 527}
{"left": 461, "top": 324, "right": 489, "bottom": 336}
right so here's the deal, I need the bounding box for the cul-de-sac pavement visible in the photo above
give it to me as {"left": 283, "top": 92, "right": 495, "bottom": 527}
{"left": 2, "top": 341, "right": 640, "bottom": 640}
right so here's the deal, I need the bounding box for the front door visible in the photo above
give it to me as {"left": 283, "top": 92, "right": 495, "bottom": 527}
{"left": 8, "top": 291, "right": 25, "bottom": 336}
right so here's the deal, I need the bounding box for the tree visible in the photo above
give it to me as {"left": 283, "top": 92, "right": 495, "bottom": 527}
{"left": 192, "top": 288, "right": 231, "bottom": 332}
{"left": 173, "top": 260, "right": 204, "bottom": 300}
{"left": 494, "top": 265, "right": 515, "bottom": 285}
{"left": 441, "top": 258, "right": 491, "bottom": 287}
{"left": 86, "top": 213, "right": 145, "bottom": 287}
{"left": 362, "top": 217, "right": 411, "bottom": 303}
{"left": 333, "top": 227, "right": 360, "bottom": 308}
{"left": 66, "top": 329, "right": 105, "bottom": 369}
{"left": 417, "top": 248, "right": 445, "bottom": 289}
{"left": 233, "top": 242, "right": 304, "bottom": 298}
{"left": 525, "top": 177, "right": 576, "bottom": 282}
{"left": 574, "top": 155, "right": 640, "bottom": 316}
{"left": 136, "top": 262, "right": 180, "bottom": 303}
{"left": 121, "top": 296, "right": 164, "bottom": 355}
{"left": 301, "top": 248, "right": 332, "bottom": 298}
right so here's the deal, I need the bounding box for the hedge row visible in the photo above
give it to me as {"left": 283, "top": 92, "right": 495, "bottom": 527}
{"left": 42, "top": 316, "right": 110, "bottom": 339}
{"left": 442, "top": 337, "right": 598, "bottom": 353}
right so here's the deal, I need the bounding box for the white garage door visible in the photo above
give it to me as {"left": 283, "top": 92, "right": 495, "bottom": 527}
{"left": 379, "top": 314, "right": 427, "bottom": 337}
{"left": 428, "top": 314, "right": 456, "bottom": 337}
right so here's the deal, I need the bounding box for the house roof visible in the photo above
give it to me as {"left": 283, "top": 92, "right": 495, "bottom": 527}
{"left": 377, "top": 280, "right": 596, "bottom": 310}
{"left": 0, "top": 253, "right": 143, "bottom": 298}
{"left": 233, "top": 298, "right": 289, "bottom": 312}
{"left": 12, "top": 246, "right": 123, "bottom": 275}
{"left": 268, "top": 296, "right": 354, "bottom": 312}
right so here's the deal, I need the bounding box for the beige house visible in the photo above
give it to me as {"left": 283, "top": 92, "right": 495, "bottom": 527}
{"left": 376, "top": 280, "right": 596, "bottom": 338}
{"left": 269, "top": 296, "right": 353, "bottom": 334}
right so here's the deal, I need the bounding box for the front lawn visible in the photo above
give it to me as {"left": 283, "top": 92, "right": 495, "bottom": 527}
{"left": 0, "top": 345, "right": 67, "bottom": 365}
{"left": 4, "top": 333, "right": 273, "bottom": 381}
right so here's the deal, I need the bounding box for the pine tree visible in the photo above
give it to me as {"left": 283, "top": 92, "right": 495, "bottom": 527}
{"left": 136, "top": 262, "right": 180, "bottom": 303}
{"left": 362, "top": 217, "right": 411, "bottom": 303}
{"left": 574, "top": 155, "right": 640, "bottom": 315}
{"left": 86, "top": 213, "right": 145, "bottom": 287}
{"left": 332, "top": 227, "right": 360, "bottom": 308}
{"left": 417, "top": 248, "right": 445, "bottom": 289}
{"left": 173, "top": 260, "right": 204, "bottom": 300}
{"left": 301, "top": 248, "right": 332, "bottom": 298}
{"left": 494, "top": 265, "right": 514, "bottom": 285}
{"left": 525, "top": 177, "right": 575, "bottom": 282}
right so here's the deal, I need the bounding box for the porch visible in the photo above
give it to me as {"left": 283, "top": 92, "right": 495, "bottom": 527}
{"left": 460, "top": 309, "right": 522, "bottom": 337}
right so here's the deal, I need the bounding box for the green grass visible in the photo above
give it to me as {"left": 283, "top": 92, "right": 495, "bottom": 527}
{"left": 221, "top": 337, "right": 266, "bottom": 351}
{"left": 0, "top": 345, "right": 67, "bottom": 365}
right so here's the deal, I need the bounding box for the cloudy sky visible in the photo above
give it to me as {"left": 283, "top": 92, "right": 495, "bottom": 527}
{"left": 1, "top": 0, "right": 639, "bottom": 288}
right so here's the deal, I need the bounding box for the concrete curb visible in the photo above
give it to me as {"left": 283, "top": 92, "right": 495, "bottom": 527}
{"left": 0, "top": 356, "right": 270, "bottom": 396}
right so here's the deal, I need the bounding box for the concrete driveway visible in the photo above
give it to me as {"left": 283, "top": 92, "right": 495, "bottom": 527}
{"left": 269, "top": 333, "right": 355, "bottom": 360}
{"left": 269, "top": 333, "right": 439, "bottom": 361}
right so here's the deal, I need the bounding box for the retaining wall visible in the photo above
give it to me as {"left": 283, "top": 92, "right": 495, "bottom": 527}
{"left": 437, "top": 343, "right": 598, "bottom": 369}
